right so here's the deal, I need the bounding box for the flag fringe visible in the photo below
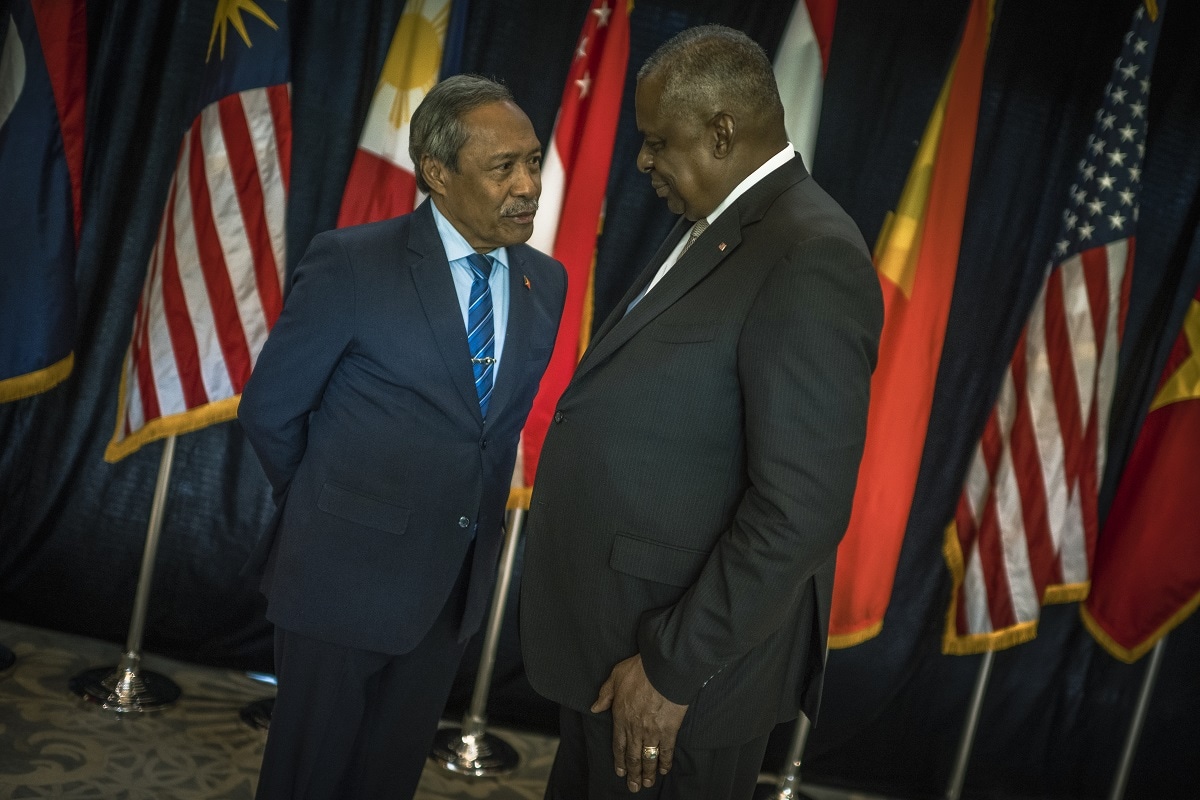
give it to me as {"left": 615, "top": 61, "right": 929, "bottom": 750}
{"left": 0, "top": 353, "right": 74, "bottom": 403}
{"left": 828, "top": 620, "right": 884, "bottom": 649}
{"left": 1042, "top": 581, "right": 1089, "bottom": 605}
{"left": 507, "top": 485, "right": 532, "bottom": 511}
{"left": 1080, "top": 588, "right": 1200, "bottom": 664}
{"left": 105, "top": 395, "right": 241, "bottom": 462}
{"left": 942, "top": 518, "right": 1039, "bottom": 654}
{"left": 942, "top": 519, "right": 1083, "bottom": 653}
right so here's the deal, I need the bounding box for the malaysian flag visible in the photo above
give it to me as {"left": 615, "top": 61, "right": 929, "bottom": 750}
{"left": 943, "top": 1, "right": 1166, "bottom": 653}
{"left": 105, "top": 0, "right": 291, "bottom": 462}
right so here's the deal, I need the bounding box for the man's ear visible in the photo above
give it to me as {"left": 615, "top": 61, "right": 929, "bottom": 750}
{"left": 421, "top": 154, "right": 448, "bottom": 195}
{"left": 710, "top": 112, "right": 735, "bottom": 159}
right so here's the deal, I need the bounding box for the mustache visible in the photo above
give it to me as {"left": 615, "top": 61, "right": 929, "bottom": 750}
{"left": 502, "top": 199, "right": 539, "bottom": 217}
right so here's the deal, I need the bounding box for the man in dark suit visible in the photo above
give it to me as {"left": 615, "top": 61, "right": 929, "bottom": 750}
{"left": 239, "top": 75, "right": 566, "bottom": 800}
{"left": 520, "top": 26, "right": 883, "bottom": 799}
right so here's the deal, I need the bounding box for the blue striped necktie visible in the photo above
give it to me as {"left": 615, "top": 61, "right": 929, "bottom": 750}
{"left": 466, "top": 253, "right": 495, "bottom": 419}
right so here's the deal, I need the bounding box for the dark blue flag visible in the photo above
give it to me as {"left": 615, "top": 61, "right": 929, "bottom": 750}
{"left": 0, "top": 0, "right": 86, "bottom": 402}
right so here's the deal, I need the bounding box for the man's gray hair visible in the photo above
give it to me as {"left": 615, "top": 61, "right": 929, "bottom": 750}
{"left": 409, "top": 74, "right": 515, "bottom": 194}
{"left": 638, "top": 25, "right": 783, "bottom": 126}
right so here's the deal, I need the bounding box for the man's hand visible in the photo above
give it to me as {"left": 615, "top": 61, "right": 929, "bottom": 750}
{"left": 591, "top": 653, "right": 688, "bottom": 793}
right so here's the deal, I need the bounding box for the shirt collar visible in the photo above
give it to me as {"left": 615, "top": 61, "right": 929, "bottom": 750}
{"left": 430, "top": 199, "right": 510, "bottom": 270}
{"left": 705, "top": 143, "right": 796, "bottom": 226}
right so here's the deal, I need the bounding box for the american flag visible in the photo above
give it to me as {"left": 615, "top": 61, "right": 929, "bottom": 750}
{"left": 944, "top": 2, "right": 1165, "bottom": 653}
{"left": 106, "top": 1, "right": 291, "bottom": 462}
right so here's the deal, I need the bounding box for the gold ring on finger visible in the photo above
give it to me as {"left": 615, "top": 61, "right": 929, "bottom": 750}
{"left": 642, "top": 746, "right": 659, "bottom": 760}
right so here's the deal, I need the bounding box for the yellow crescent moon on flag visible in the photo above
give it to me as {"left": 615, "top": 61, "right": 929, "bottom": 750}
{"left": 381, "top": 0, "right": 450, "bottom": 130}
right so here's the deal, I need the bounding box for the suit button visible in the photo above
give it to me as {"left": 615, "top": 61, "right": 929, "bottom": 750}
{"left": 481, "top": 437, "right": 488, "bottom": 449}
{"left": 553, "top": 411, "right": 564, "bottom": 423}
{"left": 458, "top": 516, "right": 469, "bottom": 528}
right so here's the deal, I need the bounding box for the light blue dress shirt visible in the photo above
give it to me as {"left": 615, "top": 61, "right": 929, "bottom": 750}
{"left": 430, "top": 200, "right": 510, "bottom": 383}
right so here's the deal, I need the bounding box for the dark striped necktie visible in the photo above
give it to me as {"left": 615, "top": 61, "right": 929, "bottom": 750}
{"left": 466, "top": 253, "right": 495, "bottom": 419}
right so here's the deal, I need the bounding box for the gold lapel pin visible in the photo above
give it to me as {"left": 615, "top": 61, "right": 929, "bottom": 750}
{"left": 718, "top": 242, "right": 727, "bottom": 251}
{"left": 523, "top": 275, "right": 531, "bottom": 290}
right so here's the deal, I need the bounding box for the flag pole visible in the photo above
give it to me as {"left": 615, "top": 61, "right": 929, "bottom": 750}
{"left": 69, "top": 434, "right": 182, "bottom": 712}
{"left": 430, "top": 506, "right": 525, "bottom": 777}
{"left": 239, "top": 695, "right": 275, "bottom": 730}
{"left": 1107, "top": 636, "right": 1167, "bottom": 800}
{"left": 944, "top": 649, "right": 994, "bottom": 800}
{"left": 753, "top": 712, "right": 816, "bottom": 800}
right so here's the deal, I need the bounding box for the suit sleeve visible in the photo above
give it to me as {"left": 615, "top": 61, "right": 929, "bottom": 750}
{"left": 637, "top": 234, "right": 883, "bottom": 704}
{"left": 238, "top": 232, "right": 355, "bottom": 503}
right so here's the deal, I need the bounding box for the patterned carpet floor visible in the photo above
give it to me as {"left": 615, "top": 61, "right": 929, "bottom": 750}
{"left": 0, "top": 620, "right": 554, "bottom": 799}
{"left": 0, "top": 620, "right": 878, "bottom": 800}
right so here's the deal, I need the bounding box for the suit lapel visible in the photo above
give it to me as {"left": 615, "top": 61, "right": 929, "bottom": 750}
{"left": 575, "top": 157, "right": 811, "bottom": 383}
{"left": 486, "top": 248, "right": 532, "bottom": 422}
{"left": 408, "top": 202, "right": 484, "bottom": 424}
{"left": 577, "top": 217, "right": 690, "bottom": 377}
{"left": 575, "top": 213, "right": 742, "bottom": 382}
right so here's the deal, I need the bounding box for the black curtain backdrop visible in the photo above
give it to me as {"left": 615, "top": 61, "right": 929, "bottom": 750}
{"left": 1, "top": 1, "right": 1198, "bottom": 798}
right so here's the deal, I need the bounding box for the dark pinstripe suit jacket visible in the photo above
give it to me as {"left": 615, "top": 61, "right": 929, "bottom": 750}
{"left": 239, "top": 202, "right": 566, "bottom": 656}
{"left": 519, "top": 157, "right": 883, "bottom": 748}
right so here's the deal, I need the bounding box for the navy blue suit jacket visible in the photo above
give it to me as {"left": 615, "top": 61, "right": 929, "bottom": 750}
{"left": 240, "top": 201, "right": 566, "bottom": 654}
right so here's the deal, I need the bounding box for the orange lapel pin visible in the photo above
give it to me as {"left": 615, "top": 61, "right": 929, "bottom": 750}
{"left": 523, "top": 275, "right": 531, "bottom": 290}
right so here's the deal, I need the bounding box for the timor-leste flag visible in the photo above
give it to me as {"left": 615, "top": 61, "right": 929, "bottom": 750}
{"left": 1081, "top": 286, "right": 1200, "bottom": 663}
{"left": 828, "top": 0, "right": 994, "bottom": 648}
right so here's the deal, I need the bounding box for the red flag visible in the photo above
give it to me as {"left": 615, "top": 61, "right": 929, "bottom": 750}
{"left": 944, "top": 3, "right": 1165, "bottom": 654}
{"left": 337, "top": 0, "right": 459, "bottom": 228}
{"left": 828, "top": 0, "right": 993, "bottom": 648}
{"left": 516, "top": 0, "right": 630, "bottom": 501}
{"left": 772, "top": 0, "right": 837, "bottom": 169}
{"left": 1081, "top": 288, "right": 1200, "bottom": 662}
{"left": 106, "top": 1, "right": 291, "bottom": 461}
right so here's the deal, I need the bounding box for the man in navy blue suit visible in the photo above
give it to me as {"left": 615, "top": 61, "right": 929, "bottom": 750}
{"left": 240, "top": 74, "right": 566, "bottom": 800}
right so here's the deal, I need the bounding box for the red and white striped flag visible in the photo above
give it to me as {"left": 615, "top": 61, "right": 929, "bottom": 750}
{"left": 106, "top": 1, "right": 291, "bottom": 462}
{"left": 337, "top": 0, "right": 462, "bottom": 228}
{"left": 772, "top": 0, "right": 837, "bottom": 169}
{"left": 516, "top": 0, "right": 630, "bottom": 501}
{"left": 943, "top": 2, "right": 1166, "bottom": 653}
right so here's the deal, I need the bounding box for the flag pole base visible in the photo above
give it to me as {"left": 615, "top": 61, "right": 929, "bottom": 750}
{"left": 69, "top": 653, "right": 180, "bottom": 713}
{"left": 754, "top": 775, "right": 818, "bottom": 800}
{"left": 0, "top": 643, "right": 14, "bottom": 672}
{"left": 429, "top": 725, "right": 519, "bottom": 777}
{"left": 239, "top": 697, "right": 274, "bottom": 730}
